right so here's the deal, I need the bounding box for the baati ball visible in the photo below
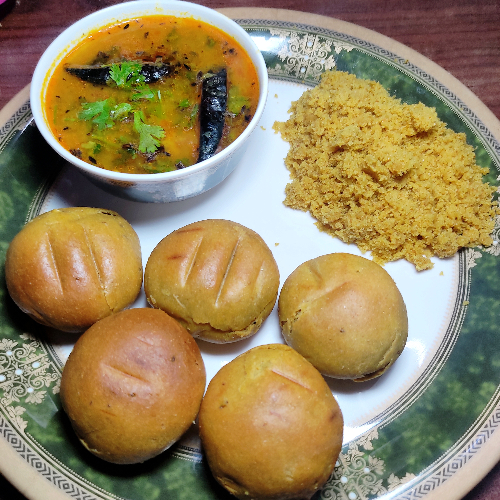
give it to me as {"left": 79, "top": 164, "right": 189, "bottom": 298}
{"left": 5, "top": 207, "right": 142, "bottom": 333}
{"left": 278, "top": 253, "right": 408, "bottom": 381}
{"left": 60, "top": 308, "right": 206, "bottom": 464}
{"left": 144, "top": 219, "right": 280, "bottom": 343}
{"left": 199, "top": 344, "right": 344, "bottom": 500}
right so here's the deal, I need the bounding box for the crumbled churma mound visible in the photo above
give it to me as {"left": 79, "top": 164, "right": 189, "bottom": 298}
{"left": 273, "top": 71, "right": 498, "bottom": 270}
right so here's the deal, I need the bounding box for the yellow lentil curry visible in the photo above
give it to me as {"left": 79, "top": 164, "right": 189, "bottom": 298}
{"left": 45, "top": 16, "right": 259, "bottom": 174}
{"left": 273, "top": 71, "right": 498, "bottom": 271}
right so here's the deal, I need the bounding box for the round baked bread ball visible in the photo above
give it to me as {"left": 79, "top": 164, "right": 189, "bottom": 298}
{"left": 199, "top": 344, "right": 343, "bottom": 500}
{"left": 60, "top": 308, "right": 206, "bottom": 464}
{"left": 144, "top": 219, "right": 280, "bottom": 343}
{"left": 278, "top": 253, "right": 408, "bottom": 381}
{"left": 5, "top": 207, "right": 142, "bottom": 333}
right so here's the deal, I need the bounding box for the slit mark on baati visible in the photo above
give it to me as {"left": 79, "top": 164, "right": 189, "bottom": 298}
{"left": 46, "top": 231, "right": 64, "bottom": 295}
{"left": 135, "top": 335, "right": 156, "bottom": 347}
{"left": 98, "top": 409, "right": 117, "bottom": 417}
{"left": 182, "top": 235, "right": 204, "bottom": 286}
{"left": 270, "top": 368, "right": 313, "bottom": 392}
{"left": 81, "top": 224, "right": 109, "bottom": 308}
{"left": 253, "top": 260, "right": 266, "bottom": 297}
{"left": 215, "top": 237, "right": 240, "bottom": 307}
{"left": 102, "top": 364, "right": 150, "bottom": 385}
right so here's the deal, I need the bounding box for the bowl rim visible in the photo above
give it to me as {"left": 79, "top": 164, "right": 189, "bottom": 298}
{"left": 30, "top": 0, "right": 269, "bottom": 183}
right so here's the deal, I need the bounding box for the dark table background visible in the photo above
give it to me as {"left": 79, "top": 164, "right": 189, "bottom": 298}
{"left": 1, "top": 0, "right": 499, "bottom": 499}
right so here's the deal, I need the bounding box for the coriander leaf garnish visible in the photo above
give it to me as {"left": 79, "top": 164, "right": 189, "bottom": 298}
{"left": 109, "top": 61, "right": 144, "bottom": 88}
{"left": 228, "top": 86, "right": 250, "bottom": 115}
{"left": 108, "top": 61, "right": 155, "bottom": 100}
{"left": 81, "top": 141, "right": 102, "bottom": 155}
{"left": 188, "top": 103, "right": 199, "bottom": 127}
{"left": 131, "top": 83, "right": 155, "bottom": 101}
{"left": 79, "top": 99, "right": 132, "bottom": 130}
{"left": 79, "top": 100, "right": 165, "bottom": 153}
{"left": 79, "top": 99, "right": 115, "bottom": 130}
{"left": 133, "top": 111, "right": 165, "bottom": 153}
{"left": 111, "top": 102, "right": 133, "bottom": 120}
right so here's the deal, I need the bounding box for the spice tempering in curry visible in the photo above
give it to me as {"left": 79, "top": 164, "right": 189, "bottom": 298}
{"left": 45, "top": 16, "right": 259, "bottom": 174}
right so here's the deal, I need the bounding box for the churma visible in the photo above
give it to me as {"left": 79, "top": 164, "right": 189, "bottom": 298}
{"left": 273, "top": 71, "right": 498, "bottom": 270}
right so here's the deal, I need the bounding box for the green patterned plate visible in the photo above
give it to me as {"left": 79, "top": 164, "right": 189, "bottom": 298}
{"left": 1, "top": 9, "right": 499, "bottom": 500}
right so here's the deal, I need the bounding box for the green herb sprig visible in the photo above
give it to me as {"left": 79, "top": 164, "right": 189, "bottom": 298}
{"left": 108, "top": 61, "right": 155, "bottom": 101}
{"left": 109, "top": 61, "right": 144, "bottom": 88}
{"left": 133, "top": 110, "right": 166, "bottom": 153}
{"left": 77, "top": 61, "right": 174, "bottom": 157}
{"left": 79, "top": 99, "right": 116, "bottom": 130}
{"left": 79, "top": 99, "right": 165, "bottom": 154}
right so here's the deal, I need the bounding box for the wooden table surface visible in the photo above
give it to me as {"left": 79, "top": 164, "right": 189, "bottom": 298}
{"left": 0, "top": 1, "right": 499, "bottom": 499}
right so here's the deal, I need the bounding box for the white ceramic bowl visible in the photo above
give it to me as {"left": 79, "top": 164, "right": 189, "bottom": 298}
{"left": 30, "top": 1, "right": 268, "bottom": 203}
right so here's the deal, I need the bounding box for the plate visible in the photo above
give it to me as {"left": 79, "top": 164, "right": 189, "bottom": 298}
{"left": 1, "top": 8, "right": 500, "bottom": 500}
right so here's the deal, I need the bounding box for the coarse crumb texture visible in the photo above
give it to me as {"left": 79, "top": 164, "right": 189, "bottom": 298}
{"left": 273, "top": 71, "right": 498, "bottom": 271}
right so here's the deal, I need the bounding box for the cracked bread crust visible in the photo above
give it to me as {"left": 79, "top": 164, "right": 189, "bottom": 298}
{"left": 278, "top": 253, "right": 408, "bottom": 381}
{"left": 5, "top": 207, "right": 142, "bottom": 333}
{"left": 144, "top": 219, "right": 280, "bottom": 343}
{"left": 199, "top": 344, "right": 343, "bottom": 500}
{"left": 60, "top": 308, "right": 206, "bottom": 464}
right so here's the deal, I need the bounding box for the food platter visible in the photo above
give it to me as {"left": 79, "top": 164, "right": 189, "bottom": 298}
{"left": 1, "top": 8, "right": 500, "bottom": 500}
